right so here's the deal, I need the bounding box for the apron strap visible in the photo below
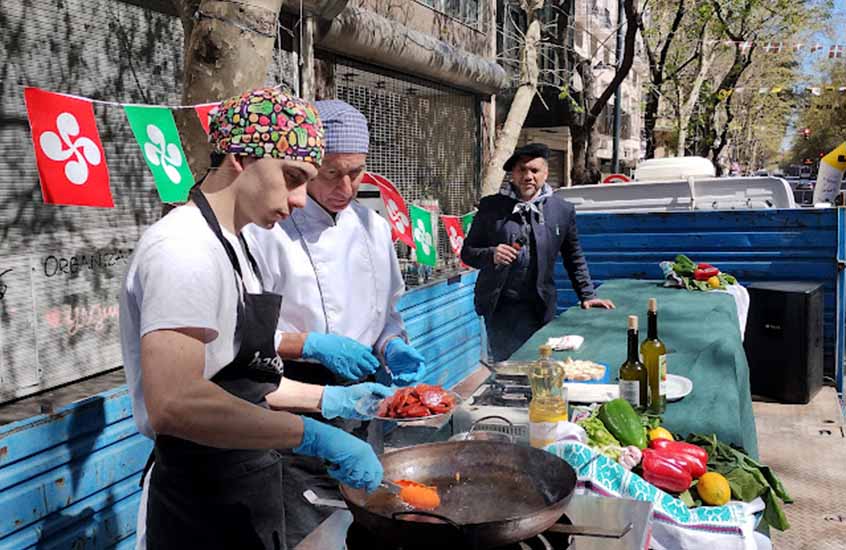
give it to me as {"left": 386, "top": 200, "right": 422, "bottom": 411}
{"left": 140, "top": 448, "right": 156, "bottom": 488}
{"left": 189, "top": 187, "right": 264, "bottom": 286}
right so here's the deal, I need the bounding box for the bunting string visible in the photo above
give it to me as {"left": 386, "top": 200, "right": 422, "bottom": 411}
{"left": 23, "top": 86, "right": 478, "bottom": 266}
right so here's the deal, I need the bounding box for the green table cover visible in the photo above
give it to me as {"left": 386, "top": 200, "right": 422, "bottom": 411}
{"left": 509, "top": 279, "right": 759, "bottom": 458}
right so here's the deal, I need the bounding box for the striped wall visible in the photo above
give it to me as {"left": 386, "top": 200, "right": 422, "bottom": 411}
{"left": 555, "top": 208, "right": 844, "bottom": 391}
{"left": 0, "top": 271, "right": 482, "bottom": 549}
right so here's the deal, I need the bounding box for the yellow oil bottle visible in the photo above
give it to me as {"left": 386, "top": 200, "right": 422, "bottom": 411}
{"left": 529, "top": 345, "right": 569, "bottom": 448}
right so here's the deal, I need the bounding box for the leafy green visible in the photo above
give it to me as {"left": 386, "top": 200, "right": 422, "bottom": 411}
{"left": 672, "top": 255, "right": 696, "bottom": 277}
{"left": 578, "top": 413, "right": 622, "bottom": 459}
{"left": 639, "top": 413, "right": 663, "bottom": 431}
{"left": 685, "top": 433, "right": 791, "bottom": 531}
{"left": 669, "top": 255, "right": 738, "bottom": 292}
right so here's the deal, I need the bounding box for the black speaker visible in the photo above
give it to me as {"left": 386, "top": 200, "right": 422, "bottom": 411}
{"left": 744, "top": 281, "right": 823, "bottom": 404}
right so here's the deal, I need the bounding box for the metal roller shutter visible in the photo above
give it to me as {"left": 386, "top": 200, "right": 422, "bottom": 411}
{"left": 0, "top": 0, "right": 297, "bottom": 402}
{"left": 330, "top": 58, "right": 482, "bottom": 282}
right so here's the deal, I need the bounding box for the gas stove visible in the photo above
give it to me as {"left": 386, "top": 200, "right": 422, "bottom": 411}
{"left": 344, "top": 511, "right": 576, "bottom": 549}
{"left": 452, "top": 374, "right": 534, "bottom": 443}
{"left": 294, "top": 494, "right": 652, "bottom": 550}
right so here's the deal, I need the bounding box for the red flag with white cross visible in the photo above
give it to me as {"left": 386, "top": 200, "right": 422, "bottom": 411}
{"left": 195, "top": 102, "right": 218, "bottom": 135}
{"left": 440, "top": 215, "right": 465, "bottom": 259}
{"left": 361, "top": 172, "right": 415, "bottom": 248}
{"left": 24, "top": 87, "right": 113, "bottom": 207}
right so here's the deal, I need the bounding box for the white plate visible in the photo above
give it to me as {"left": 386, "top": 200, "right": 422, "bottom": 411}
{"left": 564, "top": 383, "right": 619, "bottom": 403}
{"left": 666, "top": 374, "right": 693, "bottom": 401}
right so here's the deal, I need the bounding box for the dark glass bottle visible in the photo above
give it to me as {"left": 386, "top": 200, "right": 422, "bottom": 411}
{"left": 619, "top": 315, "right": 648, "bottom": 411}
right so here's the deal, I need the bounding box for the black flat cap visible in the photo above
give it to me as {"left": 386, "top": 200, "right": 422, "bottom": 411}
{"left": 503, "top": 142, "right": 550, "bottom": 171}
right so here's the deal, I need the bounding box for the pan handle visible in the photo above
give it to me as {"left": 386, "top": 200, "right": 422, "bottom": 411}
{"left": 391, "top": 510, "right": 462, "bottom": 531}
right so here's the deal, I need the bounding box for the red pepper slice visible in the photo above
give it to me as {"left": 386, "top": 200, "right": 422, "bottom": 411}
{"left": 641, "top": 449, "right": 692, "bottom": 493}
{"left": 697, "top": 263, "right": 714, "bottom": 269}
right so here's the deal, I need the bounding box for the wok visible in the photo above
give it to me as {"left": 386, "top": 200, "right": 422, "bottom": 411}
{"left": 339, "top": 440, "right": 577, "bottom": 548}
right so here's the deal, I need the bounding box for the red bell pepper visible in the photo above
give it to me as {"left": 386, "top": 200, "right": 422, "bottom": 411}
{"left": 694, "top": 266, "right": 720, "bottom": 281}
{"left": 650, "top": 439, "right": 709, "bottom": 468}
{"left": 642, "top": 440, "right": 708, "bottom": 481}
{"left": 641, "top": 448, "right": 692, "bottom": 493}
{"left": 644, "top": 447, "right": 706, "bottom": 478}
{"left": 697, "top": 263, "right": 714, "bottom": 269}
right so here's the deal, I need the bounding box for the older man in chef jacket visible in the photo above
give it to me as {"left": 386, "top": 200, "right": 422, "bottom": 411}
{"left": 245, "top": 99, "right": 427, "bottom": 547}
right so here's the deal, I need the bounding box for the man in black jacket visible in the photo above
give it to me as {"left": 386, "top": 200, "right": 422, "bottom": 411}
{"left": 461, "top": 143, "right": 614, "bottom": 361}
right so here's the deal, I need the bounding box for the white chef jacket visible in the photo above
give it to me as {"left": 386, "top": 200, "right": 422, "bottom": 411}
{"left": 245, "top": 197, "right": 407, "bottom": 355}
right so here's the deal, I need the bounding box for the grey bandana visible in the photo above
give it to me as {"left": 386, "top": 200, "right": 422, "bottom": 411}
{"left": 500, "top": 180, "right": 553, "bottom": 224}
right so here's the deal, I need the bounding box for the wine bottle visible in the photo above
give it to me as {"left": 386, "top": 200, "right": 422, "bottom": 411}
{"left": 619, "top": 315, "right": 648, "bottom": 410}
{"left": 641, "top": 298, "right": 668, "bottom": 413}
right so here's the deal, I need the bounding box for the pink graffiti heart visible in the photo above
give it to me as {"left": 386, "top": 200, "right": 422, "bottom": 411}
{"left": 44, "top": 309, "right": 62, "bottom": 328}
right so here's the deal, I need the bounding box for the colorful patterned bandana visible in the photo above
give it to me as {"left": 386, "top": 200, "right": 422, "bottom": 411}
{"left": 208, "top": 88, "right": 324, "bottom": 165}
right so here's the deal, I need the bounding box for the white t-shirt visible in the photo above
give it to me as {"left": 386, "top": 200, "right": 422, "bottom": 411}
{"left": 119, "top": 204, "right": 261, "bottom": 439}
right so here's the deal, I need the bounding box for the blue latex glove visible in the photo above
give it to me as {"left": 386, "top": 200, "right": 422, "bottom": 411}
{"left": 381, "top": 338, "right": 427, "bottom": 386}
{"left": 302, "top": 332, "right": 379, "bottom": 381}
{"left": 321, "top": 382, "right": 395, "bottom": 420}
{"left": 294, "top": 417, "right": 383, "bottom": 492}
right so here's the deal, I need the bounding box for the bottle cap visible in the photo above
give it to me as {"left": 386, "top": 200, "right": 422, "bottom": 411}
{"left": 628, "top": 315, "right": 638, "bottom": 330}
{"left": 539, "top": 344, "right": 553, "bottom": 357}
{"left": 648, "top": 298, "right": 657, "bottom": 313}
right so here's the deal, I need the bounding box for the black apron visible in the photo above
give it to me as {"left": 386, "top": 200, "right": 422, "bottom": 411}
{"left": 145, "top": 188, "right": 287, "bottom": 550}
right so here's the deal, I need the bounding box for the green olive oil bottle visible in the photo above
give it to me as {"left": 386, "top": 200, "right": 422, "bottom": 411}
{"left": 619, "top": 315, "right": 648, "bottom": 411}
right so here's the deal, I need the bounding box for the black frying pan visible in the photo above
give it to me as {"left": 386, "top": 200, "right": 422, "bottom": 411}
{"left": 339, "top": 440, "right": 577, "bottom": 549}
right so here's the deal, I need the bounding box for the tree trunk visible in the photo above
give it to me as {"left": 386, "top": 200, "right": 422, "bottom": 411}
{"left": 568, "top": 0, "right": 639, "bottom": 184}
{"left": 570, "top": 124, "right": 589, "bottom": 185}
{"left": 480, "top": 0, "right": 544, "bottom": 197}
{"left": 643, "top": 78, "right": 661, "bottom": 159}
{"left": 693, "top": 43, "right": 754, "bottom": 160}
{"left": 172, "top": 0, "right": 286, "bottom": 179}
{"left": 676, "top": 44, "right": 716, "bottom": 156}
{"left": 639, "top": 0, "right": 686, "bottom": 159}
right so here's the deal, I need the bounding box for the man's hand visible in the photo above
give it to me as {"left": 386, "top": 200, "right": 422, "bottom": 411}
{"left": 493, "top": 244, "right": 519, "bottom": 266}
{"left": 301, "top": 333, "right": 379, "bottom": 381}
{"left": 379, "top": 339, "right": 427, "bottom": 386}
{"left": 581, "top": 298, "right": 615, "bottom": 309}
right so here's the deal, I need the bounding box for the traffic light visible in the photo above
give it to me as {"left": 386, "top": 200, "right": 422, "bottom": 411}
{"left": 802, "top": 128, "right": 811, "bottom": 139}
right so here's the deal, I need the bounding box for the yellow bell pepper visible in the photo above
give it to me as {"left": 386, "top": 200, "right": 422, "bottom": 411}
{"left": 707, "top": 276, "right": 721, "bottom": 289}
{"left": 648, "top": 427, "right": 674, "bottom": 442}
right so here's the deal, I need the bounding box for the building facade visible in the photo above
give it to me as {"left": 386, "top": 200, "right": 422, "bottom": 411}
{"left": 502, "top": 0, "right": 646, "bottom": 185}
{"left": 0, "top": 0, "right": 503, "bottom": 402}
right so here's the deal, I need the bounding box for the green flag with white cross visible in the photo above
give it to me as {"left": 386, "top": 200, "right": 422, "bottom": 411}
{"left": 461, "top": 210, "right": 476, "bottom": 236}
{"left": 409, "top": 204, "right": 437, "bottom": 267}
{"left": 124, "top": 105, "right": 194, "bottom": 202}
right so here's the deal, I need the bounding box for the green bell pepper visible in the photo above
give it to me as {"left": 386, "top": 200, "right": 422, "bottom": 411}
{"left": 598, "top": 399, "right": 647, "bottom": 449}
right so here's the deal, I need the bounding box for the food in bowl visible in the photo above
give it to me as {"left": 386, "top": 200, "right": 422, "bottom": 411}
{"left": 559, "top": 358, "right": 606, "bottom": 381}
{"left": 377, "top": 384, "right": 456, "bottom": 418}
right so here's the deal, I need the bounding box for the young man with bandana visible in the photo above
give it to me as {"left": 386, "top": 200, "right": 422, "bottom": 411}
{"left": 120, "top": 88, "right": 393, "bottom": 550}
{"left": 245, "top": 99, "right": 426, "bottom": 547}
{"left": 462, "top": 143, "right": 615, "bottom": 362}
